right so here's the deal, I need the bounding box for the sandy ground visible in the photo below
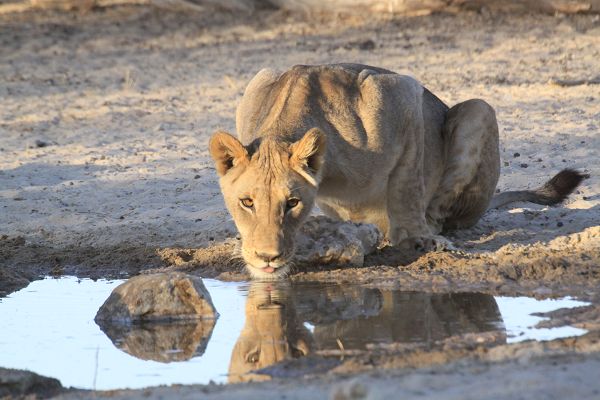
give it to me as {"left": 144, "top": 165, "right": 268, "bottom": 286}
{"left": 58, "top": 353, "right": 600, "bottom": 400}
{"left": 1, "top": 2, "right": 600, "bottom": 399}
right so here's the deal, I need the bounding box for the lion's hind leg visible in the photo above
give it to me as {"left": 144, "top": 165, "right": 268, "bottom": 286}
{"left": 427, "top": 99, "right": 500, "bottom": 232}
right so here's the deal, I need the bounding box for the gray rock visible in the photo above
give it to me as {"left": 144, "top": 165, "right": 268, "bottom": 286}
{"left": 34, "top": 139, "right": 50, "bottom": 148}
{"left": 94, "top": 272, "right": 218, "bottom": 323}
{"left": 0, "top": 367, "right": 63, "bottom": 398}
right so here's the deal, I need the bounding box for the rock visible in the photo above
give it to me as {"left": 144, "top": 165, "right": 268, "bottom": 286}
{"left": 344, "top": 39, "right": 376, "bottom": 51}
{"left": 0, "top": 367, "right": 63, "bottom": 399}
{"left": 295, "top": 216, "right": 381, "bottom": 266}
{"left": 34, "top": 139, "right": 50, "bottom": 148}
{"left": 0, "top": 267, "right": 31, "bottom": 298}
{"left": 98, "top": 319, "right": 216, "bottom": 363}
{"left": 94, "top": 272, "right": 218, "bottom": 323}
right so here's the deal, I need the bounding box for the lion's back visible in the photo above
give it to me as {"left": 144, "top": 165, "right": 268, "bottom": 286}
{"left": 235, "top": 63, "right": 425, "bottom": 147}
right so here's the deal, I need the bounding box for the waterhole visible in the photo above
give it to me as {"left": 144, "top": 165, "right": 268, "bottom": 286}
{"left": 0, "top": 276, "right": 589, "bottom": 390}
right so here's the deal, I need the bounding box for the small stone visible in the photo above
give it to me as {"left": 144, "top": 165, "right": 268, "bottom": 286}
{"left": 557, "top": 221, "right": 564, "bottom": 227}
{"left": 95, "top": 272, "right": 218, "bottom": 323}
{"left": 345, "top": 39, "right": 376, "bottom": 51}
{"left": 194, "top": 174, "right": 201, "bottom": 179}
{"left": 34, "top": 139, "right": 50, "bottom": 148}
{"left": 358, "top": 39, "right": 376, "bottom": 50}
{"left": 503, "top": 161, "right": 509, "bottom": 167}
{"left": 520, "top": 163, "right": 528, "bottom": 168}
{"left": 513, "top": 152, "right": 520, "bottom": 157}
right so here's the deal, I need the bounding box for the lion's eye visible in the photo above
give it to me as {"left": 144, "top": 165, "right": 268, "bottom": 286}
{"left": 246, "top": 351, "right": 259, "bottom": 363}
{"left": 286, "top": 198, "right": 300, "bottom": 209}
{"left": 240, "top": 198, "right": 254, "bottom": 208}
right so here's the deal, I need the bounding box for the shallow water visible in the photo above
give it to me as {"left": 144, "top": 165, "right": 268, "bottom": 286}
{"left": 0, "top": 276, "right": 589, "bottom": 390}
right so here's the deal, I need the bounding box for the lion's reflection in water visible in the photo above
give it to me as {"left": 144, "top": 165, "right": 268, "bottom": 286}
{"left": 228, "top": 282, "right": 314, "bottom": 383}
{"left": 228, "top": 282, "right": 505, "bottom": 382}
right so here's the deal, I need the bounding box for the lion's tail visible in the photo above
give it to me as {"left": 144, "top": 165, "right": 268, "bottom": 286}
{"left": 488, "top": 168, "right": 587, "bottom": 210}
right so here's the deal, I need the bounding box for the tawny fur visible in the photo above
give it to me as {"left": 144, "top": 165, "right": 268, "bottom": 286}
{"left": 209, "top": 63, "right": 584, "bottom": 279}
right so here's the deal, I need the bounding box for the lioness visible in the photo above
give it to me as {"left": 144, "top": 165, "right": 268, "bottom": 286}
{"left": 209, "top": 63, "right": 583, "bottom": 279}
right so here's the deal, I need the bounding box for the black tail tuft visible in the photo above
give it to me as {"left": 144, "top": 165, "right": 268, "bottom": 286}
{"left": 534, "top": 168, "right": 588, "bottom": 205}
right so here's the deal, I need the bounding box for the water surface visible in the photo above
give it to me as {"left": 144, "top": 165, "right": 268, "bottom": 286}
{"left": 0, "top": 277, "right": 589, "bottom": 390}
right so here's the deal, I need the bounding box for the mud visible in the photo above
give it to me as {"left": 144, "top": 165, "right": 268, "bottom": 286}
{"left": 9, "top": 337, "right": 600, "bottom": 399}
{"left": 3, "top": 225, "right": 599, "bottom": 298}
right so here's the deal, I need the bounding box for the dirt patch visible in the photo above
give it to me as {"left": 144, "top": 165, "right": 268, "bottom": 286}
{"left": 2, "top": 225, "right": 599, "bottom": 298}
{"left": 39, "top": 335, "right": 600, "bottom": 399}
{"left": 141, "top": 226, "right": 600, "bottom": 298}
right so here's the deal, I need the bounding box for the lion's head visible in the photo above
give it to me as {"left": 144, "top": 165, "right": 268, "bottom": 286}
{"left": 228, "top": 282, "right": 312, "bottom": 382}
{"left": 209, "top": 128, "right": 326, "bottom": 279}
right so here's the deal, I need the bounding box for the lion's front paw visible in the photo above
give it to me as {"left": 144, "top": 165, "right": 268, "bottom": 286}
{"left": 397, "top": 236, "right": 436, "bottom": 254}
{"left": 397, "top": 235, "right": 455, "bottom": 254}
{"left": 429, "top": 235, "right": 457, "bottom": 251}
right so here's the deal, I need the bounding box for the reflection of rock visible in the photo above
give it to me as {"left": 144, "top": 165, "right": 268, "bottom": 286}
{"left": 95, "top": 272, "right": 217, "bottom": 323}
{"left": 98, "top": 319, "right": 216, "bottom": 363}
{"left": 295, "top": 216, "right": 381, "bottom": 266}
{"left": 228, "top": 282, "right": 313, "bottom": 383}
{"left": 95, "top": 273, "right": 218, "bottom": 363}
{"left": 313, "top": 291, "right": 504, "bottom": 350}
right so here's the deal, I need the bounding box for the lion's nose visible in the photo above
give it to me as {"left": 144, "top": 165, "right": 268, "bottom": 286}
{"left": 256, "top": 251, "right": 283, "bottom": 262}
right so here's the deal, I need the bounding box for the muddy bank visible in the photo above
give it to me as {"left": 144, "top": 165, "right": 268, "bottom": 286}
{"left": 118, "top": 226, "right": 600, "bottom": 298}
{"left": 9, "top": 335, "right": 600, "bottom": 399}
{"left": 2, "top": 225, "right": 599, "bottom": 298}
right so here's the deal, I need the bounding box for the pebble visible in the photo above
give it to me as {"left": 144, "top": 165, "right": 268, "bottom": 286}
{"left": 34, "top": 139, "right": 50, "bottom": 148}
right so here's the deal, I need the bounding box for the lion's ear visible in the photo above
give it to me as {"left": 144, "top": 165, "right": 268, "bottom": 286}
{"left": 209, "top": 130, "right": 249, "bottom": 176}
{"left": 290, "top": 128, "right": 327, "bottom": 186}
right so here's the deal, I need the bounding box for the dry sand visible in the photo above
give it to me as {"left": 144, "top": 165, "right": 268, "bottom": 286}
{"left": 0, "top": 2, "right": 599, "bottom": 398}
